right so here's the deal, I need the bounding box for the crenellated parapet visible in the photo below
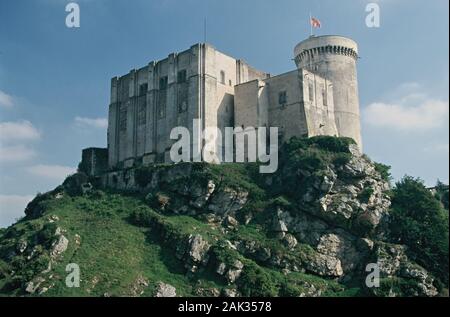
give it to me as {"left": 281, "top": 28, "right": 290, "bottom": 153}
{"left": 295, "top": 44, "right": 358, "bottom": 65}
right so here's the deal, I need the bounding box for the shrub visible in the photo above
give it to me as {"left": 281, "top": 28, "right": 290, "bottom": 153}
{"left": 271, "top": 196, "right": 292, "bottom": 209}
{"left": 129, "top": 207, "right": 156, "bottom": 227}
{"left": 238, "top": 262, "right": 279, "bottom": 297}
{"left": 332, "top": 152, "right": 352, "bottom": 167}
{"left": 434, "top": 180, "right": 449, "bottom": 210}
{"left": 374, "top": 162, "right": 392, "bottom": 183}
{"left": 389, "top": 176, "right": 449, "bottom": 285}
{"left": 358, "top": 187, "right": 375, "bottom": 203}
{"left": 279, "top": 282, "right": 302, "bottom": 297}
{"left": 37, "top": 223, "right": 58, "bottom": 245}
{"left": 308, "top": 135, "right": 355, "bottom": 153}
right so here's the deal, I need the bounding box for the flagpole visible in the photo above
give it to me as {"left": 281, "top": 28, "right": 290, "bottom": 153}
{"left": 309, "top": 12, "right": 313, "bottom": 37}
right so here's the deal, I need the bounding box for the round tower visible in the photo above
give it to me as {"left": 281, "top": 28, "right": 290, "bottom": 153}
{"left": 294, "top": 35, "right": 362, "bottom": 150}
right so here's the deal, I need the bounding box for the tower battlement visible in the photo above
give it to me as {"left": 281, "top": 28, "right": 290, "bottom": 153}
{"left": 294, "top": 35, "right": 362, "bottom": 150}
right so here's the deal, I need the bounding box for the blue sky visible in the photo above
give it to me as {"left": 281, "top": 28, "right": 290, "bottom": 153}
{"left": 0, "top": 0, "right": 448, "bottom": 227}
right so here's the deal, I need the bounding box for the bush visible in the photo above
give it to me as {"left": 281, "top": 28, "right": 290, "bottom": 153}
{"left": 37, "top": 223, "right": 58, "bottom": 245}
{"left": 238, "top": 262, "right": 279, "bottom": 297}
{"left": 332, "top": 152, "right": 352, "bottom": 167}
{"left": 308, "top": 135, "right": 355, "bottom": 153}
{"left": 389, "top": 176, "right": 449, "bottom": 285}
{"left": 279, "top": 282, "right": 302, "bottom": 297}
{"left": 374, "top": 162, "right": 392, "bottom": 183}
{"left": 129, "top": 207, "right": 156, "bottom": 227}
{"left": 358, "top": 187, "right": 375, "bottom": 203}
{"left": 434, "top": 180, "right": 449, "bottom": 210}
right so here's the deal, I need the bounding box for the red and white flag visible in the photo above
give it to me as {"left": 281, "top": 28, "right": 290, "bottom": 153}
{"left": 310, "top": 17, "right": 321, "bottom": 28}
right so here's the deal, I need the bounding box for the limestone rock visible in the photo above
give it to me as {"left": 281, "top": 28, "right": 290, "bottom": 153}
{"left": 155, "top": 282, "right": 176, "bottom": 297}
{"left": 223, "top": 215, "right": 239, "bottom": 229}
{"left": 281, "top": 234, "right": 298, "bottom": 249}
{"left": 48, "top": 215, "right": 60, "bottom": 223}
{"left": 17, "top": 240, "right": 27, "bottom": 254}
{"left": 305, "top": 252, "right": 343, "bottom": 277}
{"left": 51, "top": 235, "right": 69, "bottom": 258}
{"left": 195, "top": 287, "right": 220, "bottom": 297}
{"left": 316, "top": 232, "right": 361, "bottom": 272}
{"left": 225, "top": 260, "right": 244, "bottom": 284}
{"left": 208, "top": 188, "right": 248, "bottom": 215}
{"left": 373, "top": 242, "right": 439, "bottom": 297}
{"left": 190, "top": 180, "right": 216, "bottom": 208}
{"left": 293, "top": 151, "right": 391, "bottom": 236}
{"left": 183, "top": 234, "right": 211, "bottom": 272}
{"left": 130, "top": 275, "right": 149, "bottom": 297}
{"left": 222, "top": 288, "right": 239, "bottom": 297}
{"left": 25, "top": 277, "right": 45, "bottom": 294}
{"left": 216, "top": 262, "right": 227, "bottom": 276}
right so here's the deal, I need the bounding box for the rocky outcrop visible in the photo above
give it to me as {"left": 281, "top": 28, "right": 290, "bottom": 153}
{"left": 0, "top": 137, "right": 442, "bottom": 297}
{"left": 294, "top": 145, "right": 391, "bottom": 235}
{"left": 216, "top": 260, "right": 244, "bottom": 284}
{"left": 183, "top": 234, "right": 211, "bottom": 273}
{"left": 372, "top": 243, "right": 438, "bottom": 297}
{"left": 305, "top": 252, "right": 343, "bottom": 277}
{"left": 50, "top": 235, "right": 69, "bottom": 259}
{"left": 154, "top": 282, "right": 177, "bottom": 297}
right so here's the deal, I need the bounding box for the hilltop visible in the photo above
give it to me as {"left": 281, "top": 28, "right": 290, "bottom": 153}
{"left": 0, "top": 137, "right": 448, "bottom": 297}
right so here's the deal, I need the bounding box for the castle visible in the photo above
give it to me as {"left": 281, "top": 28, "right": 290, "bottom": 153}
{"left": 81, "top": 35, "right": 362, "bottom": 176}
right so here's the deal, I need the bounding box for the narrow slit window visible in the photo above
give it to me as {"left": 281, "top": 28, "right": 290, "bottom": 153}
{"left": 278, "top": 91, "right": 287, "bottom": 105}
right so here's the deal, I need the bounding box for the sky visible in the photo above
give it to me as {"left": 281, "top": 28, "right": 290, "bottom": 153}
{"left": 0, "top": 0, "right": 448, "bottom": 227}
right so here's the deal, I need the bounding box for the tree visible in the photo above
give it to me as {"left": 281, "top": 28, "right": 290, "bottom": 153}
{"left": 389, "top": 176, "right": 449, "bottom": 286}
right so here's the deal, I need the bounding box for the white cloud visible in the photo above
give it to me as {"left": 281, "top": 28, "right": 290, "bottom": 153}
{"left": 0, "top": 194, "right": 34, "bottom": 228}
{"left": 26, "top": 164, "right": 76, "bottom": 180}
{"left": 74, "top": 116, "right": 108, "bottom": 129}
{"left": 0, "top": 90, "right": 14, "bottom": 108}
{"left": 0, "top": 144, "right": 36, "bottom": 162}
{"left": 0, "top": 120, "right": 41, "bottom": 142}
{"left": 364, "top": 98, "right": 449, "bottom": 131}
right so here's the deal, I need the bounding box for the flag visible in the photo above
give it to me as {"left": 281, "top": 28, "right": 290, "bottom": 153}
{"left": 310, "top": 17, "right": 321, "bottom": 28}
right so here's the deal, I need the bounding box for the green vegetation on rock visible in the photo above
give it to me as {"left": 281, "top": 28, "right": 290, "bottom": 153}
{"left": 0, "top": 136, "right": 447, "bottom": 297}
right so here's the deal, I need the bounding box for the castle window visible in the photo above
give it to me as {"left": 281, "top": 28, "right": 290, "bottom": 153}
{"left": 138, "top": 103, "right": 146, "bottom": 125}
{"left": 220, "top": 71, "right": 225, "bottom": 85}
{"left": 229, "top": 80, "right": 232, "bottom": 86}
{"left": 139, "top": 83, "right": 148, "bottom": 96}
{"left": 159, "top": 76, "right": 168, "bottom": 90}
{"left": 322, "top": 86, "right": 328, "bottom": 106}
{"left": 158, "top": 103, "right": 166, "bottom": 119}
{"left": 158, "top": 91, "right": 167, "bottom": 119}
{"left": 178, "top": 101, "right": 188, "bottom": 113}
{"left": 119, "top": 104, "right": 127, "bottom": 132}
{"left": 308, "top": 82, "right": 314, "bottom": 102}
{"left": 278, "top": 91, "right": 287, "bottom": 105}
{"left": 177, "top": 70, "right": 187, "bottom": 83}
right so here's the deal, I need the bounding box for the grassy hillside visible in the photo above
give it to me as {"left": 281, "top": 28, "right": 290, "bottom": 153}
{"left": 0, "top": 189, "right": 352, "bottom": 297}
{"left": 0, "top": 136, "right": 447, "bottom": 297}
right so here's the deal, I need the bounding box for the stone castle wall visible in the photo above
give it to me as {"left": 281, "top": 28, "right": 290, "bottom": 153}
{"left": 82, "top": 36, "right": 362, "bottom": 176}
{"left": 294, "top": 35, "right": 362, "bottom": 149}
{"left": 234, "top": 68, "right": 338, "bottom": 144}
{"left": 107, "top": 44, "right": 269, "bottom": 170}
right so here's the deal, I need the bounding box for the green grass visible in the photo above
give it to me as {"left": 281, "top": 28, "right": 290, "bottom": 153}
{"left": 0, "top": 192, "right": 225, "bottom": 297}
{"left": 0, "top": 188, "right": 351, "bottom": 297}
{"left": 2, "top": 136, "right": 439, "bottom": 297}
